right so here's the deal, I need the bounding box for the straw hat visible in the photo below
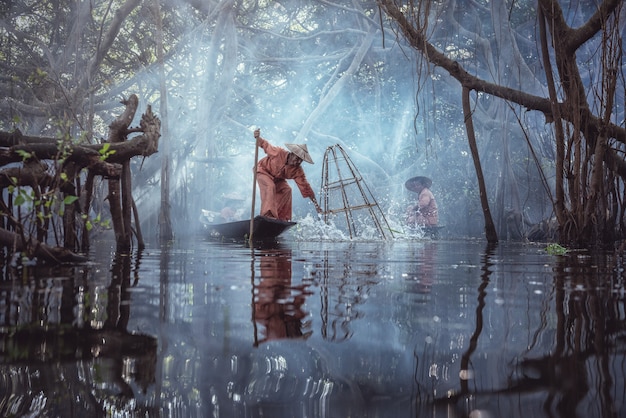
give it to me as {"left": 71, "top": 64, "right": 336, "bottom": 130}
{"left": 405, "top": 176, "right": 432, "bottom": 192}
{"left": 285, "top": 143, "right": 314, "bottom": 164}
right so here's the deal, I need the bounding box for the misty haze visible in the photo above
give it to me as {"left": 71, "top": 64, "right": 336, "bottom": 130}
{"left": 0, "top": 1, "right": 625, "bottom": 417}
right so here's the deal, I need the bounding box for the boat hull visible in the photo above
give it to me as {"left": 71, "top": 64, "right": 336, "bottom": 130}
{"left": 202, "top": 215, "right": 296, "bottom": 241}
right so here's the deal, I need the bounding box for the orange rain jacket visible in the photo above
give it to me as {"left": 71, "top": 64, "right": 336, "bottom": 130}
{"left": 255, "top": 138, "right": 316, "bottom": 220}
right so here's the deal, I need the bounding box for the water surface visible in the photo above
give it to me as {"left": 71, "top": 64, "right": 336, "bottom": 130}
{"left": 1, "top": 236, "right": 624, "bottom": 418}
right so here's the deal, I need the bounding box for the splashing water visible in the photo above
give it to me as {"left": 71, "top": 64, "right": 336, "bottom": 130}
{"left": 290, "top": 214, "right": 350, "bottom": 241}
{"left": 290, "top": 213, "right": 431, "bottom": 242}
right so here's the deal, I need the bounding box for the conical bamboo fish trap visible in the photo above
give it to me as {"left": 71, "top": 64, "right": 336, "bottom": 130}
{"left": 319, "top": 144, "right": 393, "bottom": 239}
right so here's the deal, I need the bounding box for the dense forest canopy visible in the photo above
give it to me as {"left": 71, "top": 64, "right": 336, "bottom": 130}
{"left": 0, "top": 0, "right": 625, "bottom": 251}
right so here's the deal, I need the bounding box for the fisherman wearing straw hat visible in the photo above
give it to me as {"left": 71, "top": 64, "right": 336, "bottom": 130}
{"left": 405, "top": 176, "right": 438, "bottom": 227}
{"left": 254, "top": 129, "right": 321, "bottom": 221}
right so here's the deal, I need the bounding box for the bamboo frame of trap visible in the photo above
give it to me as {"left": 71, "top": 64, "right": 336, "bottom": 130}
{"left": 319, "top": 144, "right": 394, "bottom": 240}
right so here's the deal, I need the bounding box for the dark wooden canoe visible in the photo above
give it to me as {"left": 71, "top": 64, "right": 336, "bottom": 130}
{"left": 202, "top": 215, "right": 296, "bottom": 241}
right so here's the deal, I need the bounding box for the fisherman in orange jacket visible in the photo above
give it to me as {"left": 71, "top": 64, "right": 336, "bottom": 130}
{"left": 254, "top": 128, "right": 322, "bottom": 221}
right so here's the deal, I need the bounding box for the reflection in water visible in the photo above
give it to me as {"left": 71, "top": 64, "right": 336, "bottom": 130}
{"left": 252, "top": 248, "right": 311, "bottom": 345}
{"left": 403, "top": 241, "right": 437, "bottom": 295}
{"left": 1, "top": 239, "right": 625, "bottom": 417}
{"left": 420, "top": 244, "right": 626, "bottom": 418}
{"left": 0, "top": 251, "right": 157, "bottom": 416}
{"left": 507, "top": 252, "right": 625, "bottom": 418}
{"left": 319, "top": 243, "right": 382, "bottom": 342}
{"left": 234, "top": 244, "right": 365, "bottom": 417}
{"left": 445, "top": 242, "right": 497, "bottom": 416}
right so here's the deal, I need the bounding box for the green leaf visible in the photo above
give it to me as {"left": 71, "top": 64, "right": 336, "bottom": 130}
{"left": 545, "top": 243, "right": 567, "bottom": 255}
{"left": 63, "top": 195, "right": 79, "bottom": 205}
{"left": 15, "top": 149, "right": 32, "bottom": 160}
{"left": 98, "top": 143, "right": 116, "bottom": 160}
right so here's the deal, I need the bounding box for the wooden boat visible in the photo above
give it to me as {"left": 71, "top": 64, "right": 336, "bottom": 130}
{"left": 201, "top": 213, "right": 296, "bottom": 241}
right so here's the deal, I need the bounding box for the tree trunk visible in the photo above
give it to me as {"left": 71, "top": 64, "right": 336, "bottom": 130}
{"left": 462, "top": 87, "right": 498, "bottom": 242}
{"left": 0, "top": 95, "right": 161, "bottom": 261}
{"left": 0, "top": 228, "right": 88, "bottom": 263}
{"left": 153, "top": 0, "right": 173, "bottom": 242}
